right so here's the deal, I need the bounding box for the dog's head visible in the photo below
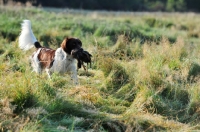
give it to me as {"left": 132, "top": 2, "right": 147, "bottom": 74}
{"left": 61, "top": 37, "right": 83, "bottom": 57}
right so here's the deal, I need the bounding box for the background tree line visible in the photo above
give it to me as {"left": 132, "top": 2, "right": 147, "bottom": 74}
{"left": 2, "top": 0, "right": 200, "bottom": 12}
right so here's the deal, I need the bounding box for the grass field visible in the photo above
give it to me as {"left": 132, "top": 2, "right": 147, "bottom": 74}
{"left": 1, "top": 6, "right": 200, "bottom": 131}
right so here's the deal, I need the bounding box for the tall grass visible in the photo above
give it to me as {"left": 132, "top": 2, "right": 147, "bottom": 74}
{"left": 1, "top": 6, "right": 200, "bottom": 131}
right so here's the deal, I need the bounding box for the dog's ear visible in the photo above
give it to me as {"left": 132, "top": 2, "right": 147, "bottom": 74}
{"left": 61, "top": 37, "right": 72, "bottom": 54}
{"left": 61, "top": 37, "right": 68, "bottom": 50}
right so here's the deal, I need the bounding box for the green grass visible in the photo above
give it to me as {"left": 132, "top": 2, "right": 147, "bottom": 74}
{"left": 1, "top": 6, "right": 200, "bottom": 131}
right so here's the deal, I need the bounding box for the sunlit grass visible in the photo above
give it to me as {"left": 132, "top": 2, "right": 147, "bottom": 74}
{"left": 1, "top": 6, "right": 200, "bottom": 131}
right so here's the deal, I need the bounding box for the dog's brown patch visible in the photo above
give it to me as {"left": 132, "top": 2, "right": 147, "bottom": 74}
{"left": 37, "top": 48, "right": 56, "bottom": 69}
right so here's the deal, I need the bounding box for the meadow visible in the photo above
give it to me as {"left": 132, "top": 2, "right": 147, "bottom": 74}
{"left": 1, "top": 6, "right": 200, "bottom": 131}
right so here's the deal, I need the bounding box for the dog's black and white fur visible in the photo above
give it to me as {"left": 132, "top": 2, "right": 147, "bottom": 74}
{"left": 19, "top": 20, "right": 83, "bottom": 84}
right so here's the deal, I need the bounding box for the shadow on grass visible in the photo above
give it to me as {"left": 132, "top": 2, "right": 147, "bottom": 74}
{"left": 38, "top": 96, "right": 127, "bottom": 131}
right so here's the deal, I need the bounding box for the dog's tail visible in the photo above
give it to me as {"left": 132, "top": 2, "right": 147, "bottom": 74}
{"left": 19, "top": 20, "right": 42, "bottom": 50}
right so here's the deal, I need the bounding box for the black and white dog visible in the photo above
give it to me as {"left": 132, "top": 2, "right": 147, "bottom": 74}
{"left": 19, "top": 20, "right": 83, "bottom": 84}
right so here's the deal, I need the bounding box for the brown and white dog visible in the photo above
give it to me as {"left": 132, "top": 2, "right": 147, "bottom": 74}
{"left": 19, "top": 20, "right": 83, "bottom": 84}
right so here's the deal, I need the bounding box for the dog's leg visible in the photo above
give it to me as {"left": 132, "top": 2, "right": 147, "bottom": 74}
{"left": 30, "top": 56, "right": 42, "bottom": 74}
{"left": 71, "top": 70, "right": 79, "bottom": 85}
{"left": 68, "top": 64, "right": 79, "bottom": 85}
{"left": 45, "top": 69, "right": 51, "bottom": 79}
{"left": 30, "top": 49, "right": 42, "bottom": 74}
